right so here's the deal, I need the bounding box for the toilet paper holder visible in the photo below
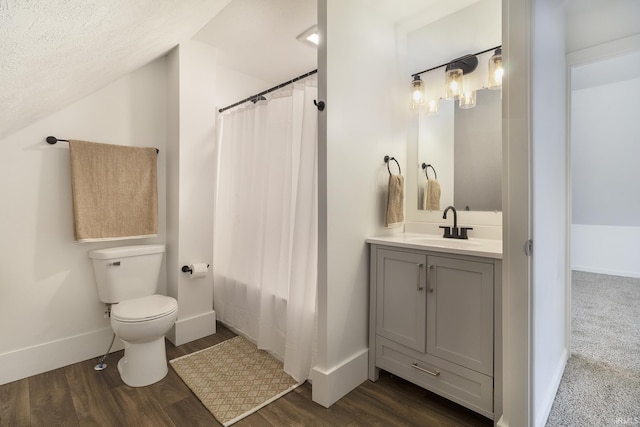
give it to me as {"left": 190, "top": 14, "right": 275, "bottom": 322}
{"left": 181, "top": 264, "right": 210, "bottom": 273}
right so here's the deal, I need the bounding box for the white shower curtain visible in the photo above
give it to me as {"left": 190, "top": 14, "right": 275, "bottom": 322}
{"left": 213, "top": 78, "right": 318, "bottom": 382}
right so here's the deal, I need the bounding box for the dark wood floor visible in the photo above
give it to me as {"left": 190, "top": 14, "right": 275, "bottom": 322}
{"left": 0, "top": 323, "right": 492, "bottom": 426}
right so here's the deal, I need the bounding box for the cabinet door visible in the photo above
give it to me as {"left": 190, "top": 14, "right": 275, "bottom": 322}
{"left": 426, "top": 256, "right": 494, "bottom": 376}
{"left": 376, "top": 249, "right": 427, "bottom": 353}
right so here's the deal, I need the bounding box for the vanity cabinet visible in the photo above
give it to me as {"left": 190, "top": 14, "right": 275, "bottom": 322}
{"left": 368, "top": 244, "right": 500, "bottom": 419}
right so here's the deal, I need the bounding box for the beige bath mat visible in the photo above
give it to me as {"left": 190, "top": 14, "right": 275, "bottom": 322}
{"left": 170, "top": 335, "right": 301, "bottom": 426}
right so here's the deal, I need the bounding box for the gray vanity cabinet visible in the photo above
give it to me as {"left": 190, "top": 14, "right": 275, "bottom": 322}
{"left": 368, "top": 244, "right": 498, "bottom": 419}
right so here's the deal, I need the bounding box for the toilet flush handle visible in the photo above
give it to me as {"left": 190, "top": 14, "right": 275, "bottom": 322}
{"left": 108, "top": 261, "right": 121, "bottom": 266}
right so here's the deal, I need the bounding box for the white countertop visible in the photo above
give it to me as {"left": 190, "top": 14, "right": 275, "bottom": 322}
{"left": 366, "top": 232, "right": 502, "bottom": 259}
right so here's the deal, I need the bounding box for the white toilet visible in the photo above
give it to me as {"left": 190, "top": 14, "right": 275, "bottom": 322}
{"left": 89, "top": 244, "right": 178, "bottom": 387}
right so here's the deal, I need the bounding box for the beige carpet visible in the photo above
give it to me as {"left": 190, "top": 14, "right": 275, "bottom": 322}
{"left": 546, "top": 272, "right": 640, "bottom": 426}
{"left": 170, "top": 335, "right": 301, "bottom": 426}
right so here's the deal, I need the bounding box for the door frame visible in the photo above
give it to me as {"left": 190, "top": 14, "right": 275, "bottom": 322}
{"left": 500, "top": 0, "right": 533, "bottom": 425}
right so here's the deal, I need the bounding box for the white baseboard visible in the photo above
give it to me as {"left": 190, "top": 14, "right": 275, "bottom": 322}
{"left": 571, "top": 225, "right": 640, "bottom": 278}
{"left": 535, "top": 348, "right": 568, "bottom": 427}
{"left": 572, "top": 265, "right": 640, "bottom": 279}
{"left": 1, "top": 310, "right": 218, "bottom": 385}
{"left": 310, "top": 347, "right": 368, "bottom": 408}
{"left": 0, "top": 327, "right": 124, "bottom": 386}
{"left": 168, "top": 309, "right": 216, "bottom": 346}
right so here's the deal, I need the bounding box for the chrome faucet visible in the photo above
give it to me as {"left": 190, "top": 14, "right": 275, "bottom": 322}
{"left": 440, "top": 206, "right": 473, "bottom": 239}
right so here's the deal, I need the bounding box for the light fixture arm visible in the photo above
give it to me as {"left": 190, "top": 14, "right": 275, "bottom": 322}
{"left": 411, "top": 45, "right": 501, "bottom": 78}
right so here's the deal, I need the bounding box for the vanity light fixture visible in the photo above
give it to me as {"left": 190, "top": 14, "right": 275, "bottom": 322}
{"left": 410, "top": 45, "right": 502, "bottom": 112}
{"left": 410, "top": 75, "right": 426, "bottom": 109}
{"left": 488, "top": 48, "right": 503, "bottom": 89}
{"left": 296, "top": 25, "right": 319, "bottom": 48}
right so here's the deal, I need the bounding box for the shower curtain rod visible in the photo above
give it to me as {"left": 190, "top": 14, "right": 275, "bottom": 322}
{"left": 218, "top": 69, "right": 318, "bottom": 113}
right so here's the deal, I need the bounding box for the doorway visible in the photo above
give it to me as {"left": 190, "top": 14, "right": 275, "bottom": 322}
{"left": 548, "top": 37, "right": 640, "bottom": 425}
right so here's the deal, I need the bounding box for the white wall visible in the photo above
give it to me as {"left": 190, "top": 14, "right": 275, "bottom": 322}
{"left": 566, "top": 0, "right": 640, "bottom": 53}
{"left": 312, "top": 0, "right": 404, "bottom": 407}
{"left": 166, "top": 40, "right": 219, "bottom": 345}
{"left": 531, "top": 1, "right": 568, "bottom": 426}
{"left": 215, "top": 65, "right": 277, "bottom": 110}
{"left": 406, "top": 0, "right": 502, "bottom": 74}
{"left": 0, "top": 58, "right": 168, "bottom": 385}
{"left": 572, "top": 225, "right": 640, "bottom": 278}
{"left": 570, "top": 51, "right": 640, "bottom": 278}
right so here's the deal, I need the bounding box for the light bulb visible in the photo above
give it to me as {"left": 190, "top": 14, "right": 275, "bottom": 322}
{"left": 489, "top": 48, "right": 503, "bottom": 89}
{"left": 459, "top": 91, "right": 476, "bottom": 109}
{"left": 445, "top": 68, "right": 463, "bottom": 99}
{"left": 427, "top": 99, "right": 439, "bottom": 114}
{"left": 410, "top": 75, "right": 425, "bottom": 110}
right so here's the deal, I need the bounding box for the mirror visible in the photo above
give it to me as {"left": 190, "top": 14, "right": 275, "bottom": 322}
{"left": 417, "top": 88, "right": 502, "bottom": 212}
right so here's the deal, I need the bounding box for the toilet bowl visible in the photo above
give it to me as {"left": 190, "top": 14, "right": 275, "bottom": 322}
{"left": 111, "top": 294, "right": 178, "bottom": 387}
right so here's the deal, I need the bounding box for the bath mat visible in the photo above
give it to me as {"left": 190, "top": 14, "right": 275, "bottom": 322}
{"left": 170, "top": 335, "right": 301, "bottom": 426}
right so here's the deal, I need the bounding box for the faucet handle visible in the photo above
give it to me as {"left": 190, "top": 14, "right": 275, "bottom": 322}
{"left": 439, "top": 225, "right": 451, "bottom": 238}
{"left": 460, "top": 227, "right": 473, "bottom": 239}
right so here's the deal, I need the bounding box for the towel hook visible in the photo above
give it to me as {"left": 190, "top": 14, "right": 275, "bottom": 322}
{"left": 384, "top": 155, "right": 401, "bottom": 175}
{"left": 421, "top": 163, "right": 437, "bottom": 180}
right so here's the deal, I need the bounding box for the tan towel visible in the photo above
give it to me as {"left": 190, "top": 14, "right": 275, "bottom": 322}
{"left": 69, "top": 139, "right": 158, "bottom": 242}
{"left": 385, "top": 174, "right": 404, "bottom": 228}
{"left": 423, "top": 179, "right": 441, "bottom": 211}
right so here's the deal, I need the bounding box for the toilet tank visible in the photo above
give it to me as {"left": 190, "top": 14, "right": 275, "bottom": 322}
{"left": 88, "top": 245, "right": 165, "bottom": 303}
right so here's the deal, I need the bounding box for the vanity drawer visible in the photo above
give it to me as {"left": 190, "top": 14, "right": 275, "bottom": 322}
{"left": 375, "top": 336, "right": 493, "bottom": 418}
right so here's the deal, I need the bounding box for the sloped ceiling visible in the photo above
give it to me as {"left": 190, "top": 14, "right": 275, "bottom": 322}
{"left": 0, "top": 0, "right": 231, "bottom": 140}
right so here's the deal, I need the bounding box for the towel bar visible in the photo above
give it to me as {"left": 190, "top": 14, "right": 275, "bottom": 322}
{"left": 46, "top": 136, "right": 159, "bottom": 154}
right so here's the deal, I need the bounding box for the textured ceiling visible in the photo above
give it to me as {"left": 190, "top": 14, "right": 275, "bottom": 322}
{"left": 0, "top": 0, "right": 231, "bottom": 140}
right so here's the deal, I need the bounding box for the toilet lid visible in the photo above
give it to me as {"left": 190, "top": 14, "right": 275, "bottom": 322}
{"left": 111, "top": 295, "right": 177, "bottom": 322}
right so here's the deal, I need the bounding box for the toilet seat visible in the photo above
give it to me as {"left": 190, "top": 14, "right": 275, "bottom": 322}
{"left": 112, "top": 294, "right": 177, "bottom": 323}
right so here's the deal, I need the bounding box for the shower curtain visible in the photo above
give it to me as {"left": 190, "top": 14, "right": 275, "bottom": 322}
{"left": 213, "top": 78, "right": 318, "bottom": 382}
